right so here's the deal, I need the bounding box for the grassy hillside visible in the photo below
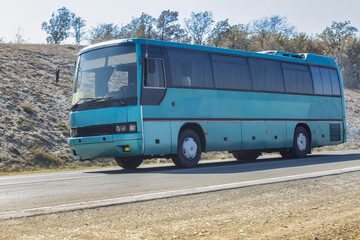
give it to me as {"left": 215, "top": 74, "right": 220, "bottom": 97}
{"left": 0, "top": 44, "right": 117, "bottom": 172}
{"left": 0, "top": 43, "right": 359, "bottom": 173}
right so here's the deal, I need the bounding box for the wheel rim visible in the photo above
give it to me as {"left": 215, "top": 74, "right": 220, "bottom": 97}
{"left": 182, "top": 137, "right": 197, "bottom": 160}
{"left": 297, "top": 133, "right": 307, "bottom": 152}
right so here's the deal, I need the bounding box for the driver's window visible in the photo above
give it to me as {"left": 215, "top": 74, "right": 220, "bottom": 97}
{"left": 144, "top": 58, "right": 165, "bottom": 88}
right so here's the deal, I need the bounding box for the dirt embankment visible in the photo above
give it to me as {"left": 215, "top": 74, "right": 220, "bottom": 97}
{"left": 0, "top": 44, "right": 117, "bottom": 171}
{"left": 0, "top": 44, "right": 79, "bottom": 168}
{"left": 344, "top": 89, "right": 360, "bottom": 143}
{"left": 1, "top": 171, "right": 360, "bottom": 239}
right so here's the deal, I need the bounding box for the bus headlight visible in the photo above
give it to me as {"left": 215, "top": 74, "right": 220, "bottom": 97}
{"left": 114, "top": 122, "right": 137, "bottom": 133}
{"left": 129, "top": 123, "right": 137, "bottom": 132}
{"left": 115, "top": 124, "right": 127, "bottom": 133}
{"left": 70, "top": 128, "right": 78, "bottom": 137}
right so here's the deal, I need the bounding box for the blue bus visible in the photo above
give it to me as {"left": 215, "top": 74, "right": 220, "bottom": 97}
{"left": 68, "top": 39, "right": 346, "bottom": 169}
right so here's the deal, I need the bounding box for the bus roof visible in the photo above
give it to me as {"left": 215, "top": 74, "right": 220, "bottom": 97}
{"left": 80, "top": 38, "right": 337, "bottom": 68}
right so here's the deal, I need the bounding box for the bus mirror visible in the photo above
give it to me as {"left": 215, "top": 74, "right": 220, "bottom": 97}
{"left": 56, "top": 68, "right": 60, "bottom": 83}
{"left": 148, "top": 59, "right": 156, "bottom": 74}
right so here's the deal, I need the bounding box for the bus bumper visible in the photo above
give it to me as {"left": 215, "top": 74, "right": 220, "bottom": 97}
{"left": 68, "top": 133, "right": 143, "bottom": 160}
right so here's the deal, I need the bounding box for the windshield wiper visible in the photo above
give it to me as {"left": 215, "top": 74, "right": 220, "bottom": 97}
{"left": 71, "top": 97, "right": 129, "bottom": 111}
{"left": 71, "top": 97, "right": 115, "bottom": 111}
{"left": 84, "top": 97, "right": 114, "bottom": 103}
{"left": 71, "top": 97, "right": 93, "bottom": 111}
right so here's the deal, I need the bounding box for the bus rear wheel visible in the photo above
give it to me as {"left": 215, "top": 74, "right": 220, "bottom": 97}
{"left": 172, "top": 129, "right": 202, "bottom": 168}
{"left": 289, "top": 126, "right": 310, "bottom": 158}
{"left": 232, "top": 151, "right": 261, "bottom": 161}
{"left": 115, "top": 157, "right": 143, "bottom": 170}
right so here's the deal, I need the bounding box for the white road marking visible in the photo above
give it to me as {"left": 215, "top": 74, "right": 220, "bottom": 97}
{"left": 1, "top": 165, "right": 360, "bottom": 220}
{"left": 0, "top": 176, "right": 100, "bottom": 186}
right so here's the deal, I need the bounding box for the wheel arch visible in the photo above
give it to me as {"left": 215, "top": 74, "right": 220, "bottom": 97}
{"left": 179, "top": 122, "right": 206, "bottom": 152}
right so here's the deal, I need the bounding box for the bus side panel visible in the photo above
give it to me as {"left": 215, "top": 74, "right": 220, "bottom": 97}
{"left": 332, "top": 122, "right": 345, "bottom": 145}
{"left": 142, "top": 88, "right": 344, "bottom": 153}
{"left": 309, "top": 121, "right": 344, "bottom": 147}
{"left": 143, "top": 121, "right": 172, "bottom": 155}
{"left": 206, "top": 121, "right": 242, "bottom": 151}
{"left": 143, "top": 89, "right": 343, "bottom": 122}
{"left": 343, "top": 120, "right": 347, "bottom": 143}
{"left": 264, "top": 121, "right": 287, "bottom": 149}
{"left": 308, "top": 122, "right": 321, "bottom": 147}
{"left": 170, "top": 121, "right": 182, "bottom": 154}
{"left": 286, "top": 122, "right": 297, "bottom": 148}
{"left": 314, "top": 122, "right": 329, "bottom": 147}
{"left": 242, "top": 121, "right": 265, "bottom": 150}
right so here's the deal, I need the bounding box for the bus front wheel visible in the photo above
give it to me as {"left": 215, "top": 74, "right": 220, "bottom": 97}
{"left": 115, "top": 157, "right": 143, "bottom": 170}
{"left": 172, "top": 129, "right": 202, "bottom": 168}
{"left": 289, "top": 126, "right": 310, "bottom": 158}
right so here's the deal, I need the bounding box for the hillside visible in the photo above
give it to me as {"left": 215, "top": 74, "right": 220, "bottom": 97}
{"left": 0, "top": 43, "right": 359, "bottom": 172}
{"left": 0, "top": 44, "right": 88, "bottom": 171}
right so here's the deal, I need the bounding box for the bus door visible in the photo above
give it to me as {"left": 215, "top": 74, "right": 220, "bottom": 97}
{"left": 141, "top": 46, "right": 172, "bottom": 156}
{"left": 141, "top": 46, "right": 167, "bottom": 105}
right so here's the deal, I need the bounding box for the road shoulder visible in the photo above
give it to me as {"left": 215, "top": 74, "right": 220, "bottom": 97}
{"left": 1, "top": 171, "right": 360, "bottom": 239}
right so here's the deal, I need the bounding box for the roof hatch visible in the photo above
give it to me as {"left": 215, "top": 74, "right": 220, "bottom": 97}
{"left": 258, "top": 50, "right": 303, "bottom": 59}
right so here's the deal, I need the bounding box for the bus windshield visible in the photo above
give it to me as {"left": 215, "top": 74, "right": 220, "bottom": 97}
{"left": 72, "top": 45, "right": 137, "bottom": 109}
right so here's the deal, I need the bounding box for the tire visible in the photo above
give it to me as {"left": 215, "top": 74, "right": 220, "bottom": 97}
{"left": 289, "top": 126, "right": 310, "bottom": 158}
{"left": 280, "top": 150, "right": 293, "bottom": 159}
{"left": 115, "top": 157, "right": 143, "bottom": 170}
{"left": 232, "top": 151, "right": 261, "bottom": 161}
{"left": 172, "top": 129, "right": 202, "bottom": 168}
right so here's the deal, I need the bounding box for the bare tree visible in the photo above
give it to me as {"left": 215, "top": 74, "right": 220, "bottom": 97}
{"left": 156, "top": 10, "right": 178, "bottom": 40}
{"left": 185, "top": 11, "right": 214, "bottom": 45}
{"left": 14, "top": 27, "right": 27, "bottom": 44}
{"left": 251, "top": 15, "right": 295, "bottom": 37}
{"left": 72, "top": 16, "right": 86, "bottom": 45}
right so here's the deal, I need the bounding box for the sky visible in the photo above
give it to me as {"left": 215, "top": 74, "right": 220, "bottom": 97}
{"left": 1, "top": 0, "right": 359, "bottom": 44}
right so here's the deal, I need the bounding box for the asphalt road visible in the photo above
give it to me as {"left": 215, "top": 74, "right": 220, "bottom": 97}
{"left": 1, "top": 150, "right": 360, "bottom": 219}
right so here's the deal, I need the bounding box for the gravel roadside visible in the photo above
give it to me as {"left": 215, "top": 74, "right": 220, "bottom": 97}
{"left": 1, "top": 171, "right": 360, "bottom": 239}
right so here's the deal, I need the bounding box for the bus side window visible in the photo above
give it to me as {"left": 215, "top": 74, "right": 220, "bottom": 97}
{"left": 320, "top": 68, "right": 333, "bottom": 95}
{"left": 282, "top": 63, "right": 313, "bottom": 94}
{"left": 144, "top": 58, "right": 165, "bottom": 88}
{"left": 329, "top": 69, "right": 341, "bottom": 95}
{"left": 310, "top": 66, "right": 324, "bottom": 95}
{"left": 180, "top": 62, "right": 191, "bottom": 86}
{"left": 248, "top": 58, "right": 285, "bottom": 92}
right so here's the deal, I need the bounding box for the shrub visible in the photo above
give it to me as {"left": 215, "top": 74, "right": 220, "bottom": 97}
{"left": 21, "top": 104, "right": 36, "bottom": 114}
{"left": 28, "top": 148, "right": 62, "bottom": 168}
